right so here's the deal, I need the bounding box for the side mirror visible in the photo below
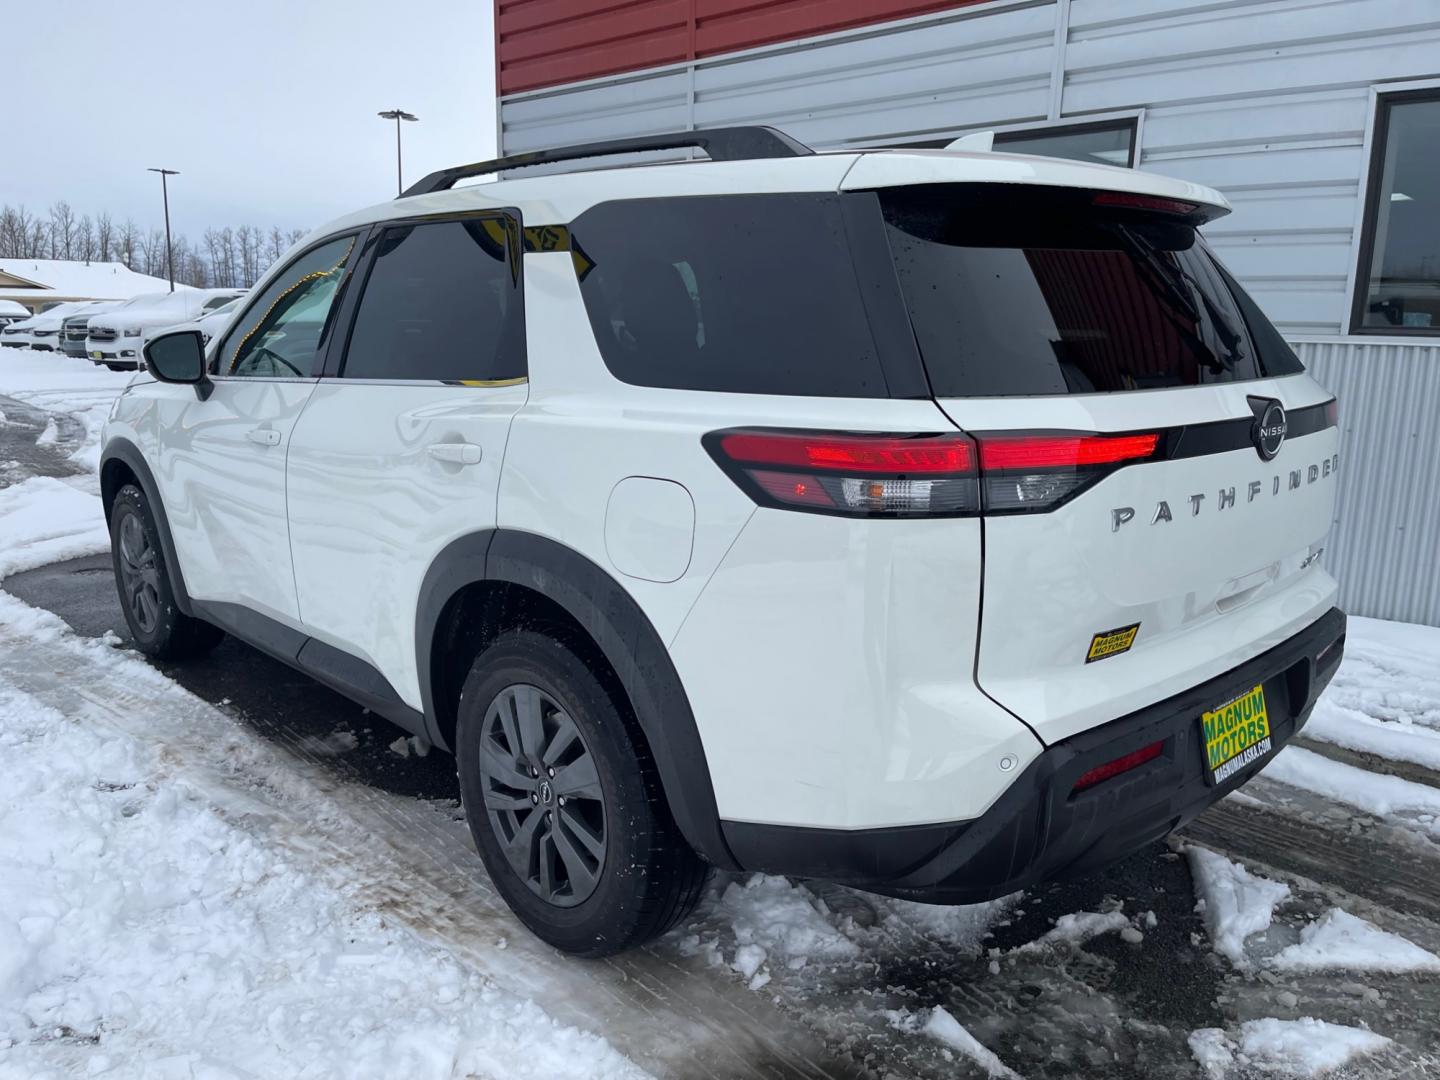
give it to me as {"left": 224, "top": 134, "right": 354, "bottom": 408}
{"left": 143, "top": 330, "right": 214, "bottom": 401}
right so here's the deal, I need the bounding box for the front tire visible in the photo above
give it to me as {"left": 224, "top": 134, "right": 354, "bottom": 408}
{"left": 456, "top": 630, "right": 707, "bottom": 956}
{"left": 109, "top": 484, "right": 224, "bottom": 660}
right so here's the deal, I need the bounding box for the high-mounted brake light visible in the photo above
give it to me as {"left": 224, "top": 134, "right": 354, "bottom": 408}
{"left": 1072, "top": 740, "right": 1164, "bottom": 793}
{"left": 1093, "top": 191, "right": 1198, "bottom": 216}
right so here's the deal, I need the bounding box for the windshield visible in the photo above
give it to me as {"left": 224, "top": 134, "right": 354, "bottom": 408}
{"left": 879, "top": 184, "right": 1303, "bottom": 396}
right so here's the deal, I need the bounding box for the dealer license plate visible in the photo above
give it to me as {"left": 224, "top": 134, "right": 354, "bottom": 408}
{"left": 1201, "top": 684, "right": 1272, "bottom": 784}
{"left": 91, "top": 351, "right": 102, "bottom": 359}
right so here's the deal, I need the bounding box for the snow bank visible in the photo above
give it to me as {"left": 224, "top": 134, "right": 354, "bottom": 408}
{"left": 0, "top": 599, "right": 647, "bottom": 1079}
{"left": 1266, "top": 746, "right": 1440, "bottom": 829}
{"left": 1269, "top": 908, "right": 1440, "bottom": 974}
{"left": 1188, "top": 1018, "right": 1391, "bottom": 1078}
{"left": 0, "top": 350, "right": 132, "bottom": 474}
{"left": 0, "top": 475, "right": 110, "bottom": 582}
{"left": 1303, "top": 614, "right": 1440, "bottom": 770}
{"left": 1187, "top": 847, "right": 1289, "bottom": 967}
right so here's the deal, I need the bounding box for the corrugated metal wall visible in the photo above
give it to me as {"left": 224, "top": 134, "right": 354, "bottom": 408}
{"left": 498, "top": 0, "right": 1440, "bottom": 625}
{"left": 1300, "top": 341, "right": 1440, "bottom": 627}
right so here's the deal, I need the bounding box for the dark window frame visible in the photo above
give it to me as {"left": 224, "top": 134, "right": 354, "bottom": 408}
{"left": 1350, "top": 87, "right": 1440, "bottom": 337}
{"left": 212, "top": 230, "right": 363, "bottom": 379}
{"left": 885, "top": 116, "right": 1140, "bottom": 168}
{"left": 327, "top": 208, "right": 527, "bottom": 383}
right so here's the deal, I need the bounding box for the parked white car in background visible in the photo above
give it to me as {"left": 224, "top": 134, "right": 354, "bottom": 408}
{"left": 0, "top": 299, "right": 29, "bottom": 329}
{"left": 87, "top": 288, "right": 246, "bottom": 370}
{"left": 2, "top": 300, "right": 97, "bottom": 351}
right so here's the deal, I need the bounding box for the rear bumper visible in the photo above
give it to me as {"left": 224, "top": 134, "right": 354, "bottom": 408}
{"left": 722, "top": 606, "right": 1346, "bottom": 902}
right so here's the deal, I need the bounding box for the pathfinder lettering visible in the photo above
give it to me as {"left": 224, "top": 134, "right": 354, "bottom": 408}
{"left": 1111, "top": 453, "right": 1339, "bottom": 532}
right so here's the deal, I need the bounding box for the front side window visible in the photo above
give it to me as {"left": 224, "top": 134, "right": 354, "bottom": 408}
{"left": 223, "top": 235, "right": 354, "bottom": 377}
{"left": 882, "top": 183, "right": 1302, "bottom": 397}
{"left": 1354, "top": 90, "right": 1440, "bottom": 333}
{"left": 341, "top": 217, "right": 524, "bottom": 382}
{"left": 569, "top": 194, "right": 890, "bottom": 397}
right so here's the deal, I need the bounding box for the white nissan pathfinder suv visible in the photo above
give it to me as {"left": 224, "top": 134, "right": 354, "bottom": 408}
{"left": 100, "top": 127, "right": 1345, "bottom": 957}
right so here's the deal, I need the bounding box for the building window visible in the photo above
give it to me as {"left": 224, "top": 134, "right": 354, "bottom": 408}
{"left": 888, "top": 118, "right": 1137, "bottom": 168}
{"left": 1353, "top": 89, "right": 1440, "bottom": 334}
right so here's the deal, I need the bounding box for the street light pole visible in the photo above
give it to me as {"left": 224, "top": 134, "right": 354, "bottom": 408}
{"left": 147, "top": 167, "right": 179, "bottom": 291}
{"left": 377, "top": 109, "right": 419, "bottom": 196}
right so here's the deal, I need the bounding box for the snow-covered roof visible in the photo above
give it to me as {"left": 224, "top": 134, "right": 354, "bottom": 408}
{"left": 0, "top": 259, "right": 190, "bottom": 303}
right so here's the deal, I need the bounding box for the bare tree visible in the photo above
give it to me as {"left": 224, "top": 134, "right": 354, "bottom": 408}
{"left": 286, "top": 227, "right": 305, "bottom": 248}
{"left": 268, "top": 225, "right": 286, "bottom": 264}
{"left": 27, "top": 217, "right": 49, "bottom": 259}
{"left": 77, "top": 215, "right": 97, "bottom": 262}
{"left": 49, "top": 201, "right": 77, "bottom": 260}
{"left": 118, "top": 219, "right": 140, "bottom": 268}
{"left": 96, "top": 212, "right": 113, "bottom": 262}
{"left": 0, "top": 206, "right": 21, "bottom": 258}
{"left": 142, "top": 229, "right": 166, "bottom": 278}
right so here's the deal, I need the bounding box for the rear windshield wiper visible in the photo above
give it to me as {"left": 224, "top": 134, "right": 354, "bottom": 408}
{"left": 1108, "top": 224, "right": 1245, "bottom": 372}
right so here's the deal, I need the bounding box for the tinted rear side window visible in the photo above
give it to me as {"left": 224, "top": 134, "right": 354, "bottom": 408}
{"left": 342, "top": 217, "right": 524, "bottom": 382}
{"left": 881, "top": 184, "right": 1299, "bottom": 397}
{"left": 569, "top": 194, "right": 890, "bottom": 397}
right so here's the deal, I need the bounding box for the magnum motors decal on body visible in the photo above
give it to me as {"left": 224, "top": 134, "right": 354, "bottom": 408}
{"left": 1110, "top": 453, "right": 1340, "bottom": 532}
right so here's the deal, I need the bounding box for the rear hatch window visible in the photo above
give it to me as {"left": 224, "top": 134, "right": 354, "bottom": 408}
{"left": 880, "top": 184, "right": 1304, "bottom": 397}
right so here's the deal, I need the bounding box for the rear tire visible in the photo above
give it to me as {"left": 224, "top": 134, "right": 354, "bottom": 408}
{"left": 456, "top": 630, "right": 707, "bottom": 956}
{"left": 109, "top": 484, "right": 224, "bottom": 660}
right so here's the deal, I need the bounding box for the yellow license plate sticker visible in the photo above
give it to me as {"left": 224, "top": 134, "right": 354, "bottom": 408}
{"left": 1202, "top": 684, "right": 1271, "bottom": 783}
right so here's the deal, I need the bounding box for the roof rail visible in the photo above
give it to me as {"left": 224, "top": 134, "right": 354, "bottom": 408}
{"left": 399, "top": 125, "right": 813, "bottom": 198}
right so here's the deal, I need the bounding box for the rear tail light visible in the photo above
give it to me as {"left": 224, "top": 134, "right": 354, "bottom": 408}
{"left": 708, "top": 430, "right": 980, "bottom": 517}
{"left": 978, "top": 432, "right": 1160, "bottom": 512}
{"left": 1072, "top": 740, "right": 1164, "bottom": 793}
{"left": 708, "top": 428, "right": 1161, "bottom": 517}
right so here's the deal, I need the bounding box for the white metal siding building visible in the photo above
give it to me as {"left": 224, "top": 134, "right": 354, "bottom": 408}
{"left": 496, "top": 0, "right": 1440, "bottom": 625}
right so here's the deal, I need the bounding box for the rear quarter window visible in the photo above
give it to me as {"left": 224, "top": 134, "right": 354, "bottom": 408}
{"left": 568, "top": 194, "right": 892, "bottom": 397}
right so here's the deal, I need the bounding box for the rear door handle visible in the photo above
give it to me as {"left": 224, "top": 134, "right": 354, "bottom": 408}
{"left": 246, "top": 427, "right": 281, "bottom": 447}
{"left": 426, "top": 441, "right": 482, "bottom": 466}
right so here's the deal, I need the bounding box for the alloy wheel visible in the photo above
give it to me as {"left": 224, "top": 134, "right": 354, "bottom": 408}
{"left": 117, "top": 511, "right": 161, "bottom": 635}
{"left": 477, "top": 683, "right": 606, "bottom": 906}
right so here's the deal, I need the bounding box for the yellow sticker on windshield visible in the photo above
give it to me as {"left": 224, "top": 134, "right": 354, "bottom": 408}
{"left": 1086, "top": 623, "right": 1140, "bottom": 663}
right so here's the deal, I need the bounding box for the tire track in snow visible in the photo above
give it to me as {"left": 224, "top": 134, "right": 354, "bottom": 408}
{"left": 0, "top": 610, "right": 865, "bottom": 1080}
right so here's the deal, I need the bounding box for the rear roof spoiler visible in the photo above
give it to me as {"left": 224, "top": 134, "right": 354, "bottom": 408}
{"left": 400, "top": 126, "right": 814, "bottom": 198}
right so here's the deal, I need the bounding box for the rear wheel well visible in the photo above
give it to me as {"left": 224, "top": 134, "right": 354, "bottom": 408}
{"left": 430, "top": 581, "right": 629, "bottom": 754}
{"left": 100, "top": 458, "right": 140, "bottom": 523}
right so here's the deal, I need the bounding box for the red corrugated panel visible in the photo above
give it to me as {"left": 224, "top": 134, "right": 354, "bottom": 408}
{"left": 497, "top": 0, "right": 693, "bottom": 95}
{"left": 496, "top": 0, "right": 986, "bottom": 95}
{"left": 693, "top": 0, "right": 984, "bottom": 58}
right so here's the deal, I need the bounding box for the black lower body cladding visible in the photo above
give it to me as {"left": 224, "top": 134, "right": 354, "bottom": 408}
{"left": 723, "top": 607, "right": 1346, "bottom": 902}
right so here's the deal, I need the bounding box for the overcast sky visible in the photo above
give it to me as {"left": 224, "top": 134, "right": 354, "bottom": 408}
{"left": 9, "top": 0, "right": 495, "bottom": 240}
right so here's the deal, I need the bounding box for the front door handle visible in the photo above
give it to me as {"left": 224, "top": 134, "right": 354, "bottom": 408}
{"left": 246, "top": 427, "right": 281, "bottom": 447}
{"left": 426, "top": 441, "right": 482, "bottom": 466}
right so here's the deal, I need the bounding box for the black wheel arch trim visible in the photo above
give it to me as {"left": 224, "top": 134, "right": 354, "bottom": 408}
{"left": 100, "top": 438, "right": 195, "bottom": 617}
{"left": 416, "top": 528, "right": 739, "bottom": 871}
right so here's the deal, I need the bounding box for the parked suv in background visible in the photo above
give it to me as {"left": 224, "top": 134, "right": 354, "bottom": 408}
{"left": 3, "top": 300, "right": 94, "bottom": 351}
{"left": 61, "top": 301, "right": 123, "bottom": 359}
{"left": 101, "top": 127, "right": 1346, "bottom": 957}
{"left": 87, "top": 288, "right": 245, "bottom": 369}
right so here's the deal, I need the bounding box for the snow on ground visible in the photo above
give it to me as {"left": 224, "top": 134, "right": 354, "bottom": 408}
{"left": 1300, "top": 615, "right": 1440, "bottom": 771}
{"left": 1187, "top": 847, "right": 1290, "bottom": 967}
{"left": 0, "top": 592, "right": 648, "bottom": 1080}
{"left": 1268, "top": 908, "right": 1440, "bottom": 974}
{"left": 1188, "top": 1018, "right": 1392, "bottom": 1078}
{"left": 887, "top": 1007, "right": 1021, "bottom": 1080}
{"left": 1013, "top": 907, "right": 1132, "bottom": 953}
{"left": 1266, "top": 746, "right": 1440, "bottom": 834}
{"left": 0, "top": 476, "right": 111, "bottom": 581}
{"left": 0, "top": 350, "right": 132, "bottom": 474}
